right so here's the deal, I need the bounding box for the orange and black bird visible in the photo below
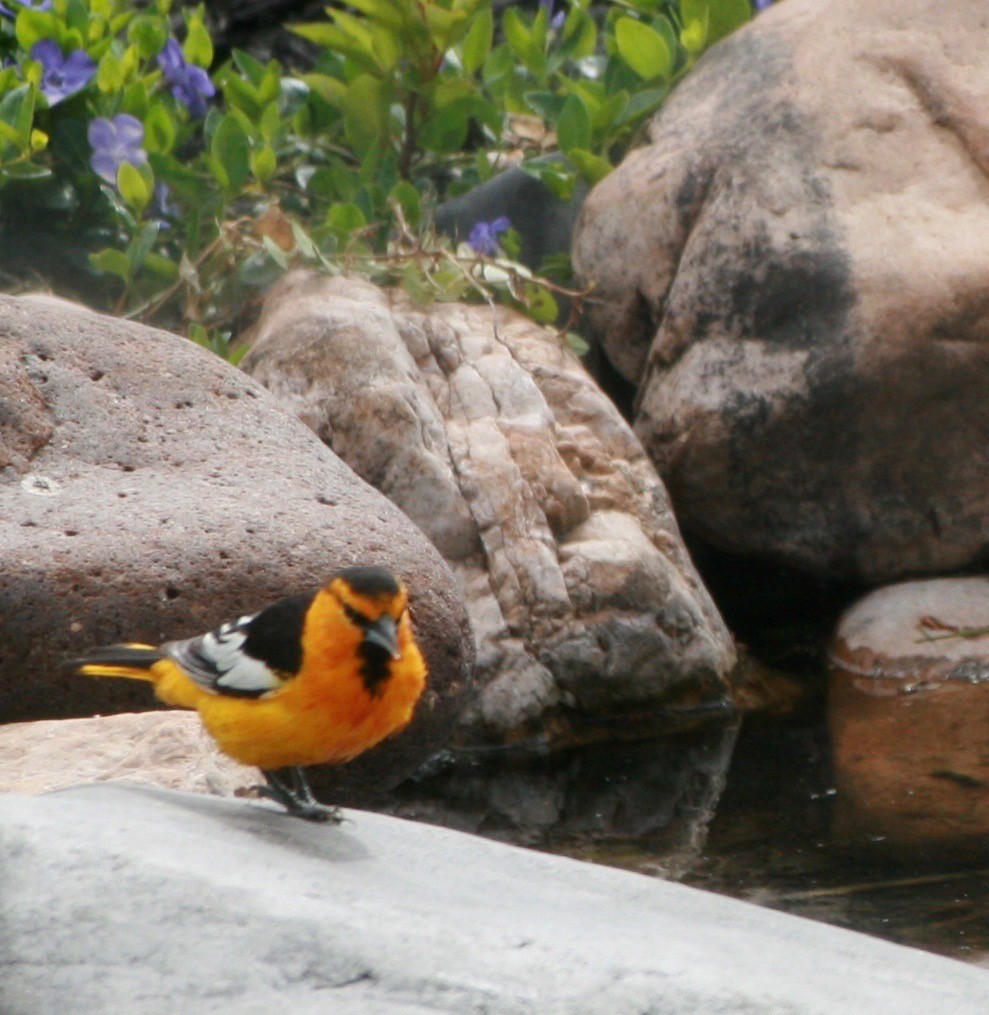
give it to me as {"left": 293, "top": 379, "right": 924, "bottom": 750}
{"left": 69, "top": 566, "right": 428, "bottom": 822}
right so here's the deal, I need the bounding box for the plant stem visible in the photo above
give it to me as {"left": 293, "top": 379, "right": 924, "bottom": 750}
{"left": 398, "top": 91, "right": 420, "bottom": 180}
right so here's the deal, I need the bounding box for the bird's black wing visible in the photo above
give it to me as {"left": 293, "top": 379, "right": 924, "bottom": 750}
{"left": 163, "top": 593, "right": 314, "bottom": 698}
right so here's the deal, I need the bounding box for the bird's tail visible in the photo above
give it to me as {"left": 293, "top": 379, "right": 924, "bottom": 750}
{"left": 69, "top": 643, "right": 165, "bottom": 682}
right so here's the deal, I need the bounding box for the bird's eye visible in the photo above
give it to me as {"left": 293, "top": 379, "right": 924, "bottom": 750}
{"left": 342, "top": 602, "right": 370, "bottom": 629}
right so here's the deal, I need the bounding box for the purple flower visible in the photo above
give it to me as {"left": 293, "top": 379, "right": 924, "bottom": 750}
{"left": 0, "top": 0, "right": 52, "bottom": 17}
{"left": 153, "top": 181, "right": 177, "bottom": 220}
{"left": 468, "top": 216, "right": 511, "bottom": 256}
{"left": 88, "top": 114, "right": 148, "bottom": 185}
{"left": 31, "top": 40, "right": 95, "bottom": 106}
{"left": 753, "top": 0, "right": 774, "bottom": 9}
{"left": 540, "top": 0, "right": 566, "bottom": 31}
{"left": 157, "top": 38, "right": 215, "bottom": 118}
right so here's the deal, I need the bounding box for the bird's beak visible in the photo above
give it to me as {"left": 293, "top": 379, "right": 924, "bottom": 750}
{"left": 364, "top": 614, "right": 400, "bottom": 659}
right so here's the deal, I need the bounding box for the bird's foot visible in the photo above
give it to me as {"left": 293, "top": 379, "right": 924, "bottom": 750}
{"left": 257, "top": 768, "right": 343, "bottom": 824}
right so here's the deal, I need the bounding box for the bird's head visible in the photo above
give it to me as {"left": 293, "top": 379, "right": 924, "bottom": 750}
{"left": 328, "top": 565, "right": 409, "bottom": 660}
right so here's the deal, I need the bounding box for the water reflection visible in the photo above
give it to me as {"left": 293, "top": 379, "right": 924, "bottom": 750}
{"left": 385, "top": 722, "right": 739, "bottom": 878}
{"left": 383, "top": 715, "right": 989, "bottom": 963}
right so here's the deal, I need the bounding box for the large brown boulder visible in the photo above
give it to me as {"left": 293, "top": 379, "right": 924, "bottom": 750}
{"left": 0, "top": 294, "right": 474, "bottom": 796}
{"left": 242, "top": 272, "right": 736, "bottom": 747}
{"left": 573, "top": 0, "right": 989, "bottom": 583}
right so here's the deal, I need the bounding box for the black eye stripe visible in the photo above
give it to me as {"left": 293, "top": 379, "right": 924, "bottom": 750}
{"left": 342, "top": 602, "right": 405, "bottom": 628}
{"left": 343, "top": 602, "right": 371, "bottom": 629}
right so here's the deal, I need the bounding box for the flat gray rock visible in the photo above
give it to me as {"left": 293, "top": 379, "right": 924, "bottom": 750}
{"left": 2, "top": 784, "right": 988, "bottom": 1014}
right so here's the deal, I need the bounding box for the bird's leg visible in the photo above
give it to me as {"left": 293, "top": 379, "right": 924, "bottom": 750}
{"left": 290, "top": 767, "right": 343, "bottom": 823}
{"left": 257, "top": 767, "right": 342, "bottom": 823}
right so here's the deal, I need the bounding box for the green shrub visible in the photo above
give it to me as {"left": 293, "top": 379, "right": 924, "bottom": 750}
{"left": 0, "top": 0, "right": 753, "bottom": 350}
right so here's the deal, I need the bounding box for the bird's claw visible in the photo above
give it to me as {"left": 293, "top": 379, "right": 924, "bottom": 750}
{"left": 257, "top": 767, "right": 343, "bottom": 823}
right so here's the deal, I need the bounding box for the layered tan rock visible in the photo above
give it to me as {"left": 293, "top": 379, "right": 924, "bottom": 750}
{"left": 243, "top": 272, "right": 736, "bottom": 745}
{"left": 829, "top": 578, "right": 989, "bottom": 855}
{"left": 574, "top": 0, "right": 989, "bottom": 583}
{"left": 0, "top": 294, "right": 474, "bottom": 797}
{"left": 0, "top": 712, "right": 255, "bottom": 797}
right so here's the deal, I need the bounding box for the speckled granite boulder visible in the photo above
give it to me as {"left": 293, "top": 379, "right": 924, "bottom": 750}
{"left": 574, "top": 0, "right": 989, "bottom": 583}
{"left": 242, "top": 272, "right": 735, "bottom": 746}
{"left": 0, "top": 294, "right": 474, "bottom": 797}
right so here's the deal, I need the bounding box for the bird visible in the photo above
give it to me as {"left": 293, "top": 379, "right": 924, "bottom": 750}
{"left": 68, "top": 565, "right": 428, "bottom": 822}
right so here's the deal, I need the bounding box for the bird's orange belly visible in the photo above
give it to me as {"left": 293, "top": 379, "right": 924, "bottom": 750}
{"left": 194, "top": 676, "right": 420, "bottom": 770}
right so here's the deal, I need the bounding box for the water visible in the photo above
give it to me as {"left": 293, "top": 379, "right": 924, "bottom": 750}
{"left": 387, "top": 714, "right": 989, "bottom": 965}
{"left": 677, "top": 719, "right": 989, "bottom": 964}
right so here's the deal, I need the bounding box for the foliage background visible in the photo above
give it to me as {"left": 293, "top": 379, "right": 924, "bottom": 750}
{"left": 0, "top": 0, "right": 756, "bottom": 357}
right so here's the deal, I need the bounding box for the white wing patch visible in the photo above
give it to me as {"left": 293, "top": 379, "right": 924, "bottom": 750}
{"left": 164, "top": 614, "right": 284, "bottom": 697}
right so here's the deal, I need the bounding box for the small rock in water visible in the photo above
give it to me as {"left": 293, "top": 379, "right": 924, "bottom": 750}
{"left": 829, "top": 577, "right": 989, "bottom": 857}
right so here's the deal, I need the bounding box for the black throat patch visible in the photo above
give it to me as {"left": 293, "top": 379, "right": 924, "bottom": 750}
{"left": 358, "top": 641, "right": 393, "bottom": 697}
{"left": 342, "top": 601, "right": 393, "bottom": 697}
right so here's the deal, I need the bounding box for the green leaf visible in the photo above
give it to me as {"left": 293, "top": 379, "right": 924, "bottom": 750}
{"left": 614, "top": 17, "right": 673, "bottom": 81}
{"left": 419, "top": 99, "right": 470, "bottom": 154}
{"left": 342, "top": 0, "right": 406, "bottom": 31}
{"left": 566, "top": 331, "right": 590, "bottom": 357}
{"left": 259, "top": 101, "right": 281, "bottom": 144}
{"left": 293, "top": 18, "right": 379, "bottom": 73}
{"left": 707, "top": 0, "right": 752, "bottom": 45}
{"left": 555, "top": 94, "right": 591, "bottom": 155}
{"left": 221, "top": 74, "right": 263, "bottom": 120}
{"left": 127, "top": 222, "right": 160, "bottom": 272}
{"left": 341, "top": 74, "right": 389, "bottom": 154}
{"left": 301, "top": 72, "right": 347, "bottom": 109}
{"left": 0, "top": 84, "right": 35, "bottom": 150}
{"left": 250, "top": 145, "right": 277, "bottom": 185}
{"left": 592, "top": 89, "right": 628, "bottom": 132}
{"left": 289, "top": 21, "right": 341, "bottom": 47}
{"left": 558, "top": 10, "right": 596, "bottom": 60}
{"left": 231, "top": 48, "right": 267, "bottom": 87}
{"left": 2, "top": 161, "right": 51, "bottom": 180}
{"left": 679, "top": 0, "right": 709, "bottom": 55}
{"left": 256, "top": 65, "right": 281, "bottom": 106}
{"left": 89, "top": 247, "right": 132, "bottom": 282}
{"left": 325, "top": 201, "right": 366, "bottom": 235}
{"left": 401, "top": 260, "right": 434, "bottom": 307}
{"left": 142, "top": 252, "right": 179, "bottom": 280}
{"left": 524, "top": 161, "right": 575, "bottom": 201}
{"left": 128, "top": 14, "right": 168, "bottom": 59}
{"left": 290, "top": 220, "right": 319, "bottom": 259}
{"left": 524, "top": 283, "right": 558, "bottom": 324}
{"left": 369, "top": 23, "right": 401, "bottom": 74}
{"left": 117, "top": 161, "right": 152, "bottom": 213}
{"left": 15, "top": 9, "right": 61, "bottom": 52}
{"left": 210, "top": 113, "right": 250, "bottom": 193}
{"left": 389, "top": 179, "right": 420, "bottom": 227}
{"left": 96, "top": 51, "right": 124, "bottom": 94}
{"left": 261, "top": 233, "right": 289, "bottom": 268}
{"left": 461, "top": 6, "right": 493, "bottom": 76}
{"left": 183, "top": 14, "right": 213, "bottom": 67}
{"left": 567, "top": 148, "right": 612, "bottom": 184}
{"left": 524, "top": 90, "right": 566, "bottom": 122}
{"left": 305, "top": 163, "right": 358, "bottom": 201}
{"left": 502, "top": 8, "right": 544, "bottom": 75}
{"left": 616, "top": 84, "right": 669, "bottom": 125}
{"left": 144, "top": 103, "right": 176, "bottom": 154}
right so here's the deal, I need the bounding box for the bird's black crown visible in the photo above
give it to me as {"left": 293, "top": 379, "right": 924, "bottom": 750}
{"left": 337, "top": 565, "right": 401, "bottom": 598}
